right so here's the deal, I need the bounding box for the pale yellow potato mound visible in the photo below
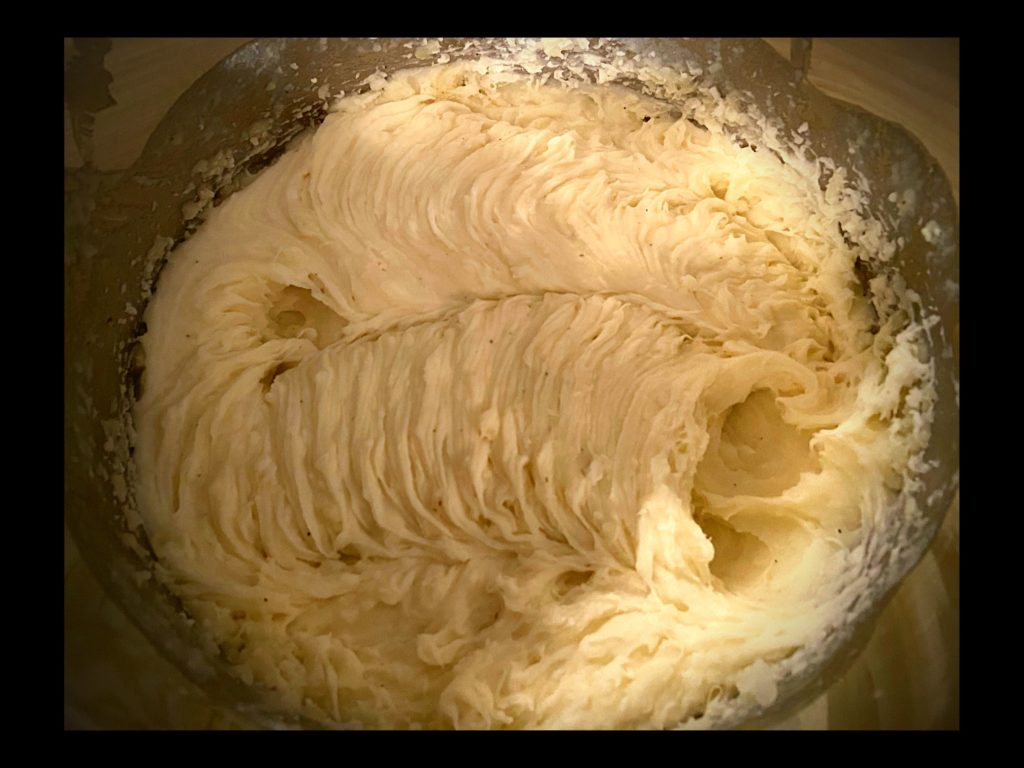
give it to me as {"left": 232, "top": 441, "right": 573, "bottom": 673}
{"left": 134, "top": 64, "right": 930, "bottom": 728}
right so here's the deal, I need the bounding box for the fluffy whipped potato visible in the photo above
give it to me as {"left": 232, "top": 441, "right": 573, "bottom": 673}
{"left": 133, "top": 63, "right": 933, "bottom": 728}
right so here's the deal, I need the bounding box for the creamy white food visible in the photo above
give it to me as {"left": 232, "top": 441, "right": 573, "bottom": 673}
{"left": 134, "top": 63, "right": 933, "bottom": 728}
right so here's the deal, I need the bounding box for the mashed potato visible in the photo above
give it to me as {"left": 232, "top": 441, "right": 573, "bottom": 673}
{"left": 133, "top": 62, "right": 933, "bottom": 728}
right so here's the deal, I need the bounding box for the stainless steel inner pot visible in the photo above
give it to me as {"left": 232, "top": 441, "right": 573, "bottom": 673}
{"left": 64, "top": 37, "right": 959, "bottom": 729}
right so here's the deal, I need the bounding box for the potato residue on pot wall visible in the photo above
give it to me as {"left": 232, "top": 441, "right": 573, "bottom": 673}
{"left": 132, "top": 62, "right": 936, "bottom": 728}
